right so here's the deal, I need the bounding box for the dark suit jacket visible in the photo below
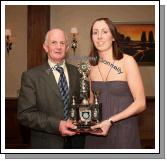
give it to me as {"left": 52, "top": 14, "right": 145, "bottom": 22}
{"left": 17, "top": 62, "right": 84, "bottom": 149}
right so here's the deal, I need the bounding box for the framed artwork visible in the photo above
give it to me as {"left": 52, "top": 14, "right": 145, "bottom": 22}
{"left": 116, "top": 23, "right": 155, "bottom": 65}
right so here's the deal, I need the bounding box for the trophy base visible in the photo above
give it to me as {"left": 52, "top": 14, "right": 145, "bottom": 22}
{"left": 74, "top": 124, "right": 102, "bottom": 133}
{"left": 76, "top": 125, "right": 91, "bottom": 133}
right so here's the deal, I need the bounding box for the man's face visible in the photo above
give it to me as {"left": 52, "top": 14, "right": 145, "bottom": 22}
{"left": 43, "top": 29, "right": 68, "bottom": 63}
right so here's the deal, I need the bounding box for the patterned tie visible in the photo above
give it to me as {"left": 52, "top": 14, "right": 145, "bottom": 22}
{"left": 56, "top": 66, "right": 69, "bottom": 120}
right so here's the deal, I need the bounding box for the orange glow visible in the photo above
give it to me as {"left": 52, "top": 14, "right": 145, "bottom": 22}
{"left": 116, "top": 24, "right": 155, "bottom": 41}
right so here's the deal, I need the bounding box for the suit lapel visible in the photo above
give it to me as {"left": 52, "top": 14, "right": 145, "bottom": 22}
{"left": 42, "top": 63, "right": 62, "bottom": 99}
{"left": 42, "top": 62, "right": 77, "bottom": 100}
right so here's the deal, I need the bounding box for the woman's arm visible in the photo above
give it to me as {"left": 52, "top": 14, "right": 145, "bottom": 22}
{"left": 91, "top": 56, "right": 146, "bottom": 136}
{"left": 109, "top": 56, "right": 146, "bottom": 123}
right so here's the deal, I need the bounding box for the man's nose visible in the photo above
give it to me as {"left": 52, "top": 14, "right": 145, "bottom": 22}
{"left": 56, "top": 43, "right": 61, "bottom": 49}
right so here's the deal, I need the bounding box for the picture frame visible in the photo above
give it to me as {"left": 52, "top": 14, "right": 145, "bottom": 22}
{"left": 115, "top": 23, "right": 155, "bottom": 66}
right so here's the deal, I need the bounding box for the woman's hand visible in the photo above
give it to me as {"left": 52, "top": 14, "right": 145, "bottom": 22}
{"left": 90, "top": 119, "right": 113, "bottom": 136}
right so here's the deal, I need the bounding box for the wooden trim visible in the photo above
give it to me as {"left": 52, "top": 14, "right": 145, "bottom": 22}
{"left": 146, "top": 96, "right": 155, "bottom": 101}
{"left": 139, "top": 96, "right": 155, "bottom": 148}
{"left": 27, "top": 6, "right": 50, "bottom": 69}
{"left": 5, "top": 98, "right": 31, "bottom": 148}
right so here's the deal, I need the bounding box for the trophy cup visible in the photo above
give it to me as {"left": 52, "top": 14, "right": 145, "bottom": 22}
{"left": 69, "top": 61, "right": 102, "bottom": 132}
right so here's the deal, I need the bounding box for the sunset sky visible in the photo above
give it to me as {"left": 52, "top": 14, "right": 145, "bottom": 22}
{"left": 116, "top": 24, "right": 155, "bottom": 41}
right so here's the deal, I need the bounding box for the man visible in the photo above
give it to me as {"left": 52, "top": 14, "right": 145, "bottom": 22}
{"left": 17, "top": 28, "right": 85, "bottom": 149}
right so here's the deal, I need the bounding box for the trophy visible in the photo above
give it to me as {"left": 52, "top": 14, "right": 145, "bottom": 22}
{"left": 69, "top": 61, "right": 102, "bottom": 132}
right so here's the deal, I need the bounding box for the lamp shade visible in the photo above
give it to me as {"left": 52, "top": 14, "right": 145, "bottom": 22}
{"left": 70, "top": 27, "right": 78, "bottom": 34}
{"left": 5, "top": 29, "right": 12, "bottom": 36}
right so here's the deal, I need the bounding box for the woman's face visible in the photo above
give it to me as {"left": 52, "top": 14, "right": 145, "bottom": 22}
{"left": 92, "top": 20, "right": 114, "bottom": 53}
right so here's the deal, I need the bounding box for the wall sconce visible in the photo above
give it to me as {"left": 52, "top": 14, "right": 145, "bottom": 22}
{"left": 70, "top": 27, "right": 78, "bottom": 54}
{"left": 5, "top": 29, "right": 13, "bottom": 53}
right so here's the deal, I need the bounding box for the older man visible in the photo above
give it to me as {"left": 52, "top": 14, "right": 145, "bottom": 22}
{"left": 17, "top": 29, "right": 85, "bottom": 149}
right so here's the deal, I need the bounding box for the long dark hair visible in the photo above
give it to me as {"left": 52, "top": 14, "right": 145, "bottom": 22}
{"left": 89, "top": 18, "right": 123, "bottom": 66}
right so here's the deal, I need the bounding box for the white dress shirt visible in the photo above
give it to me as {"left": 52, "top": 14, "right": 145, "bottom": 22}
{"left": 48, "top": 59, "right": 69, "bottom": 87}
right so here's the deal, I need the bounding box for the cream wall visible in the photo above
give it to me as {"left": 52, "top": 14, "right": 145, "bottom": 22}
{"left": 5, "top": 5, "right": 155, "bottom": 97}
{"left": 51, "top": 5, "right": 154, "bottom": 56}
{"left": 5, "top": 6, "right": 27, "bottom": 97}
{"left": 51, "top": 5, "right": 155, "bottom": 96}
{"left": 140, "top": 66, "right": 155, "bottom": 96}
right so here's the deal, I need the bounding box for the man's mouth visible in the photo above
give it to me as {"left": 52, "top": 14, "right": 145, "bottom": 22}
{"left": 55, "top": 51, "right": 61, "bottom": 54}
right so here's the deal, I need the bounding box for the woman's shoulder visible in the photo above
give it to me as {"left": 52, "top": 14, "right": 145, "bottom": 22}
{"left": 122, "top": 54, "right": 139, "bottom": 75}
{"left": 122, "top": 54, "right": 137, "bottom": 65}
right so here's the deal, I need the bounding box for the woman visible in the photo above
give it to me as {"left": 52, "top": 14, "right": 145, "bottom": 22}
{"left": 85, "top": 18, "right": 146, "bottom": 149}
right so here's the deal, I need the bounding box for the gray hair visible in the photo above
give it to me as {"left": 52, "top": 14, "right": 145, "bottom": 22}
{"left": 44, "top": 31, "right": 49, "bottom": 44}
{"left": 44, "top": 29, "right": 69, "bottom": 46}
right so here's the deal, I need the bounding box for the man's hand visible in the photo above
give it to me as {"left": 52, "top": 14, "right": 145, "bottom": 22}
{"left": 59, "top": 119, "right": 77, "bottom": 136}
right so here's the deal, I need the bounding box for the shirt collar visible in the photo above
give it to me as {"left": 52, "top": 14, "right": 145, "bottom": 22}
{"left": 48, "top": 59, "right": 66, "bottom": 70}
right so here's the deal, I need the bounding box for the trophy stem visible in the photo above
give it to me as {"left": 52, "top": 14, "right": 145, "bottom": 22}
{"left": 69, "top": 61, "right": 102, "bottom": 132}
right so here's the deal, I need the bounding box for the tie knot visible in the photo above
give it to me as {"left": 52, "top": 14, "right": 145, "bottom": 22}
{"left": 56, "top": 66, "right": 64, "bottom": 74}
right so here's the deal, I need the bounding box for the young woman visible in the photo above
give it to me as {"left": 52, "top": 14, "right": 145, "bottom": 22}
{"left": 85, "top": 18, "right": 146, "bottom": 149}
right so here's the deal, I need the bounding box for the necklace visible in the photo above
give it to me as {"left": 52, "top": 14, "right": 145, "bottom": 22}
{"left": 98, "top": 60, "right": 115, "bottom": 82}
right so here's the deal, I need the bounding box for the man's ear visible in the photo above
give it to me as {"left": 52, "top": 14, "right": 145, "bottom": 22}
{"left": 65, "top": 45, "right": 69, "bottom": 53}
{"left": 43, "top": 43, "right": 48, "bottom": 53}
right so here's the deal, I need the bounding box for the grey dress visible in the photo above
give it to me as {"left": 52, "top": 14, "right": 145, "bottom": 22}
{"left": 85, "top": 81, "right": 141, "bottom": 149}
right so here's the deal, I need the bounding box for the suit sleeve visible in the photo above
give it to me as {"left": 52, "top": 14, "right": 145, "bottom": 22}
{"left": 17, "top": 72, "right": 61, "bottom": 135}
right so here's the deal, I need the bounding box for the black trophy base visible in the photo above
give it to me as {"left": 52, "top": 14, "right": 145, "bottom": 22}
{"left": 74, "top": 124, "right": 102, "bottom": 133}
{"left": 76, "top": 124, "right": 91, "bottom": 133}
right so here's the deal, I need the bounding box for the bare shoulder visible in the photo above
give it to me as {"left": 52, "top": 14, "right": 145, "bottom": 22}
{"left": 123, "top": 54, "right": 137, "bottom": 66}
